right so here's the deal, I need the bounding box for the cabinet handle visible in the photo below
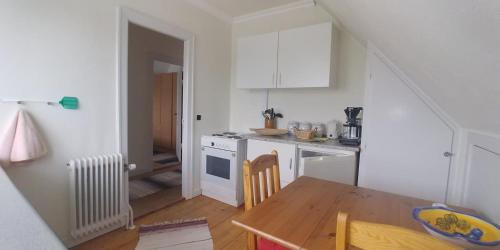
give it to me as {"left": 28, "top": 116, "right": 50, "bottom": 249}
{"left": 289, "top": 158, "right": 292, "bottom": 170}
{"left": 279, "top": 72, "right": 282, "bottom": 86}
{"left": 272, "top": 72, "right": 275, "bottom": 86}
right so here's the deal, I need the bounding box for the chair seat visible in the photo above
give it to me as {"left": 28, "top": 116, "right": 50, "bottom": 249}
{"left": 259, "top": 238, "right": 288, "bottom": 250}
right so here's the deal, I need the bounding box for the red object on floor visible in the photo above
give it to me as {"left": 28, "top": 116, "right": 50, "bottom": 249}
{"left": 259, "top": 238, "right": 289, "bottom": 250}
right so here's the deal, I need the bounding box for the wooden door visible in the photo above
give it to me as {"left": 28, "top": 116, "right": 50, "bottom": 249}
{"left": 153, "top": 73, "right": 177, "bottom": 152}
{"left": 277, "top": 22, "right": 332, "bottom": 88}
{"left": 236, "top": 32, "right": 278, "bottom": 89}
{"left": 359, "top": 51, "right": 453, "bottom": 202}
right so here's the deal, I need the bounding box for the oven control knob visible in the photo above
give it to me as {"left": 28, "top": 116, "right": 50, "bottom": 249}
{"left": 211, "top": 142, "right": 215, "bottom": 147}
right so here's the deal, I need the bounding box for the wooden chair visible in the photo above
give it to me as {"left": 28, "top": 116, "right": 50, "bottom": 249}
{"left": 335, "top": 212, "right": 463, "bottom": 250}
{"left": 243, "top": 150, "right": 282, "bottom": 250}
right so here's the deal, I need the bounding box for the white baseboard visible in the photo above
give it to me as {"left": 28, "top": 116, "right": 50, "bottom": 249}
{"left": 192, "top": 188, "right": 202, "bottom": 197}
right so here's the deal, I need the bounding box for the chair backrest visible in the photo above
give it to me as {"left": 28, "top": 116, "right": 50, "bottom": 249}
{"left": 243, "top": 150, "right": 281, "bottom": 211}
{"left": 336, "top": 212, "right": 463, "bottom": 250}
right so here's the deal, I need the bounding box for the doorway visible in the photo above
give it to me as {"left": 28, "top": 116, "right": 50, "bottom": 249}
{"left": 153, "top": 61, "right": 183, "bottom": 168}
{"left": 130, "top": 62, "right": 184, "bottom": 218}
{"left": 118, "top": 8, "right": 195, "bottom": 219}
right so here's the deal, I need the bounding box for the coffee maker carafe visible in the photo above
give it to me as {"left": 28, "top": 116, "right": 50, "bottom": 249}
{"left": 339, "top": 107, "right": 363, "bottom": 146}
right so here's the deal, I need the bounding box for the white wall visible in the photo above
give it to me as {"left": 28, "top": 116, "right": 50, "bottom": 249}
{"left": 0, "top": 0, "right": 231, "bottom": 246}
{"left": 229, "top": 7, "right": 366, "bottom": 132}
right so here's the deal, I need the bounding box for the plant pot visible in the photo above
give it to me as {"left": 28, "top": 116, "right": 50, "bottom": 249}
{"left": 265, "top": 118, "right": 276, "bottom": 129}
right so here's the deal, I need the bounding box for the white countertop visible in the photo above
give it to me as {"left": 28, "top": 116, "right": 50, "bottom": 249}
{"left": 242, "top": 134, "right": 360, "bottom": 152}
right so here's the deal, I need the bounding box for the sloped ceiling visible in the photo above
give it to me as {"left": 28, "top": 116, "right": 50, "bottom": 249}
{"left": 318, "top": 0, "right": 500, "bottom": 135}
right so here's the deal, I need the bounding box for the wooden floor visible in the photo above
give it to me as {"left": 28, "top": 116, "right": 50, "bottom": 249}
{"left": 72, "top": 196, "right": 246, "bottom": 250}
{"left": 130, "top": 162, "right": 181, "bottom": 180}
{"left": 130, "top": 185, "right": 183, "bottom": 218}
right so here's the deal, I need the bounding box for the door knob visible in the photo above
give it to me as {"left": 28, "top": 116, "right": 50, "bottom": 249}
{"left": 127, "top": 164, "right": 137, "bottom": 171}
{"left": 443, "top": 152, "right": 453, "bottom": 157}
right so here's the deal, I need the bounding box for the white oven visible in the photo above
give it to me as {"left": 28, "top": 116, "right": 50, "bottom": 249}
{"left": 201, "top": 135, "right": 246, "bottom": 207}
{"left": 202, "top": 146, "right": 236, "bottom": 188}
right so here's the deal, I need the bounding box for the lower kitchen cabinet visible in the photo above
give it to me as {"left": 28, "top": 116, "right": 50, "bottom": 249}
{"left": 246, "top": 139, "right": 297, "bottom": 187}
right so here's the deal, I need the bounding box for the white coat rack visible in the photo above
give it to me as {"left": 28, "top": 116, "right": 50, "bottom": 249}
{"left": 0, "top": 99, "right": 58, "bottom": 105}
{"left": 0, "top": 96, "right": 79, "bottom": 110}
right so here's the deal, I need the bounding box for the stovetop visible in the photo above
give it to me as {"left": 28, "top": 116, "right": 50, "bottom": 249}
{"left": 202, "top": 132, "right": 246, "bottom": 151}
{"left": 211, "top": 132, "right": 244, "bottom": 140}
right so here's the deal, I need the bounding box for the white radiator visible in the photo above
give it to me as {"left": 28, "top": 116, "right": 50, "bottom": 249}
{"left": 68, "top": 154, "right": 134, "bottom": 240}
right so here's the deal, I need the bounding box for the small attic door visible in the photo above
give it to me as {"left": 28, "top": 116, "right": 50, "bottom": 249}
{"left": 359, "top": 50, "right": 454, "bottom": 202}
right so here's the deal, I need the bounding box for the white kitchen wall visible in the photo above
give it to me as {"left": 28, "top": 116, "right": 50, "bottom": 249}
{"left": 229, "top": 7, "right": 366, "bottom": 132}
{"left": 0, "top": 0, "right": 231, "bottom": 246}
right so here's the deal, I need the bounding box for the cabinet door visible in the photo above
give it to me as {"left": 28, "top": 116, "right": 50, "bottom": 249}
{"left": 277, "top": 22, "right": 332, "bottom": 88}
{"left": 247, "top": 140, "right": 297, "bottom": 187}
{"left": 236, "top": 32, "right": 278, "bottom": 89}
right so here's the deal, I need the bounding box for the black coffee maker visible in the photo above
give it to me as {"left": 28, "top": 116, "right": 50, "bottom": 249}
{"left": 339, "top": 107, "right": 363, "bottom": 146}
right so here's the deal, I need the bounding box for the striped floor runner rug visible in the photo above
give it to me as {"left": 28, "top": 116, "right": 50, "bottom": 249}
{"left": 136, "top": 218, "right": 213, "bottom": 250}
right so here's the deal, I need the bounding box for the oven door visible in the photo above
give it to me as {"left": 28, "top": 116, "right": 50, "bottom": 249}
{"left": 201, "top": 146, "right": 236, "bottom": 188}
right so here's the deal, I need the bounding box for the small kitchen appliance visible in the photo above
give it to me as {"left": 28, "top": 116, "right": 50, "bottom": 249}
{"left": 326, "top": 120, "right": 341, "bottom": 139}
{"left": 201, "top": 132, "right": 246, "bottom": 207}
{"left": 339, "top": 107, "right": 363, "bottom": 146}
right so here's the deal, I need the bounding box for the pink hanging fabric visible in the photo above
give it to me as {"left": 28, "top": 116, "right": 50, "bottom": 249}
{"left": 0, "top": 110, "right": 47, "bottom": 166}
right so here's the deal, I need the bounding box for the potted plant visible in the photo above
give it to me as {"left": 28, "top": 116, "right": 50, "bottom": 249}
{"left": 262, "top": 108, "right": 283, "bottom": 129}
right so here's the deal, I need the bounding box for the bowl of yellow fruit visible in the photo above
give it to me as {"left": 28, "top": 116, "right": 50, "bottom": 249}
{"left": 413, "top": 204, "right": 500, "bottom": 249}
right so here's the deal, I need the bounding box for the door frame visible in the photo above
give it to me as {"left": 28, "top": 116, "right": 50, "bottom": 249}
{"left": 117, "top": 7, "right": 195, "bottom": 199}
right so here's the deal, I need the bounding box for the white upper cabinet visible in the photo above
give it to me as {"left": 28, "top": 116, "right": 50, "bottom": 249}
{"left": 236, "top": 22, "right": 333, "bottom": 89}
{"left": 236, "top": 32, "right": 278, "bottom": 89}
{"left": 277, "top": 22, "right": 332, "bottom": 88}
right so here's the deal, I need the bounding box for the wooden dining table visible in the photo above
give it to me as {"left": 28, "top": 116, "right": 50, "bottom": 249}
{"left": 231, "top": 176, "right": 484, "bottom": 250}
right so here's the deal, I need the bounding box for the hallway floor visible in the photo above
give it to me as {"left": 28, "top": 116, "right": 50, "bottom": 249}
{"left": 129, "top": 168, "right": 183, "bottom": 218}
{"left": 130, "top": 185, "right": 183, "bottom": 219}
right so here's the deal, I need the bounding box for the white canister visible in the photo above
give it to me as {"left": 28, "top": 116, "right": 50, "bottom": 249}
{"left": 311, "top": 123, "right": 326, "bottom": 137}
{"left": 287, "top": 121, "right": 299, "bottom": 135}
{"left": 299, "top": 122, "right": 312, "bottom": 131}
{"left": 326, "top": 120, "right": 341, "bottom": 139}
